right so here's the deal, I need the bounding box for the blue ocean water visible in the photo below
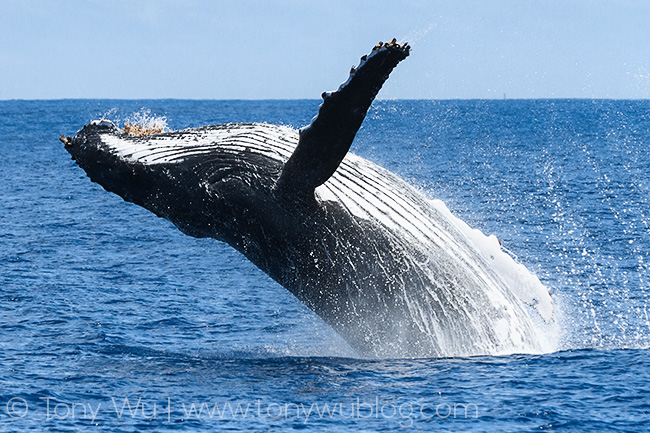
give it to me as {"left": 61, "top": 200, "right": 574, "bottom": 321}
{"left": 1, "top": 99, "right": 650, "bottom": 432}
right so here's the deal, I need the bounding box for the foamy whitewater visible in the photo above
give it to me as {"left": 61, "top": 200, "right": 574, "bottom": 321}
{"left": 430, "top": 198, "right": 558, "bottom": 347}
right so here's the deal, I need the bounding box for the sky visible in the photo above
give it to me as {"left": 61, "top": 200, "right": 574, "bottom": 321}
{"left": 1, "top": 0, "right": 650, "bottom": 100}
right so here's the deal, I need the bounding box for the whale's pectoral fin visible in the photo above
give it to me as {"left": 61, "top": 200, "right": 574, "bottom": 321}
{"left": 274, "top": 39, "right": 410, "bottom": 200}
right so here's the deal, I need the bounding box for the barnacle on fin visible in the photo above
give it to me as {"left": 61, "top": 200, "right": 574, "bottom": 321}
{"left": 373, "top": 39, "right": 410, "bottom": 54}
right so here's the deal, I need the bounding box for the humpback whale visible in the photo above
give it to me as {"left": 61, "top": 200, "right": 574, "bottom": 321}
{"left": 64, "top": 40, "right": 555, "bottom": 358}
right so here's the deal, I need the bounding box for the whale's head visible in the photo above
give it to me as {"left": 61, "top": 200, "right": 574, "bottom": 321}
{"left": 63, "top": 120, "right": 294, "bottom": 241}
{"left": 64, "top": 120, "right": 224, "bottom": 239}
{"left": 64, "top": 120, "right": 166, "bottom": 207}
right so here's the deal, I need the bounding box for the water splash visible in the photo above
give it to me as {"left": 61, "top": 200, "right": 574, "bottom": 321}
{"left": 122, "top": 109, "right": 169, "bottom": 135}
{"left": 98, "top": 108, "right": 170, "bottom": 135}
{"left": 397, "top": 99, "right": 650, "bottom": 354}
{"left": 428, "top": 198, "right": 560, "bottom": 352}
{"left": 401, "top": 22, "right": 438, "bottom": 45}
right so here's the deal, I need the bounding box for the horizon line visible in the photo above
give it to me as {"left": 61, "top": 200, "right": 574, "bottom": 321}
{"left": 3, "top": 97, "right": 650, "bottom": 102}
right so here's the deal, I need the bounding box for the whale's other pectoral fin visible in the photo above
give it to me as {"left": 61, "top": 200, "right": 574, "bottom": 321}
{"left": 274, "top": 39, "right": 410, "bottom": 200}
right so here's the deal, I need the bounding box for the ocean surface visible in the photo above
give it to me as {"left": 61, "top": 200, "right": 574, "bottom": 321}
{"left": 1, "top": 99, "right": 650, "bottom": 432}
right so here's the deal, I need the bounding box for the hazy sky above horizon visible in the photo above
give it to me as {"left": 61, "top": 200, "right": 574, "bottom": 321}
{"left": 2, "top": 0, "right": 650, "bottom": 100}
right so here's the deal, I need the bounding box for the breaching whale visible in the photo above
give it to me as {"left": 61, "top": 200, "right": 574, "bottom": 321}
{"left": 64, "top": 40, "right": 555, "bottom": 358}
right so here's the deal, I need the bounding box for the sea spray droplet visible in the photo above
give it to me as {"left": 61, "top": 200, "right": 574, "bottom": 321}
{"left": 123, "top": 109, "right": 170, "bottom": 136}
